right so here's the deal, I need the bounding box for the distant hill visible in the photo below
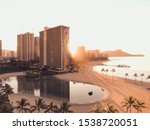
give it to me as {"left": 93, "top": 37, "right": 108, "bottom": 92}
{"left": 102, "top": 49, "right": 144, "bottom": 57}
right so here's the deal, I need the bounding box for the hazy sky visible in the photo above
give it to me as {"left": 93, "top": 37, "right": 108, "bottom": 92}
{"left": 0, "top": 0, "right": 150, "bottom": 55}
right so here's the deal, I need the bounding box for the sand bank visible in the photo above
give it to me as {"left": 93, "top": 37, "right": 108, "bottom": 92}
{"left": 0, "top": 72, "right": 25, "bottom": 79}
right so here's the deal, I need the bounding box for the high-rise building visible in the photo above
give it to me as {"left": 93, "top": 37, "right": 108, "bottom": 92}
{"left": 40, "top": 25, "right": 70, "bottom": 70}
{"left": 17, "top": 34, "right": 23, "bottom": 60}
{"left": 17, "top": 32, "right": 35, "bottom": 61}
{"left": 34, "top": 36, "right": 40, "bottom": 59}
{"left": 76, "top": 46, "right": 86, "bottom": 59}
{"left": 0, "top": 40, "right": 2, "bottom": 58}
{"left": 2, "top": 50, "right": 16, "bottom": 58}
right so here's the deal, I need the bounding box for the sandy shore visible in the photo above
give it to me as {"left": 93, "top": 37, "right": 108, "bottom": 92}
{"left": 1, "top": 62, "right": 150, "bottom": 113}
{"left": 0, "top": 72, "right": 26, "bottom": 79}
{"left": 54, "top": 61, "right": 150, "bottom": 112}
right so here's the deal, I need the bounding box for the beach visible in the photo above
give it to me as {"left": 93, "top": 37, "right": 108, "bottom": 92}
{"left": 55, "top": 61, "right": 150, "bottom": 112}
{"left": 1, "top": 61, "right": 150, "bottom": 112}
{"left": 0, "top": 72, "right": 26, "bottom": 79}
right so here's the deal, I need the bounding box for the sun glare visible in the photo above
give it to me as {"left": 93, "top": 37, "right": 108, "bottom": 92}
{"left": 69, "top": 46, "right": 76, "bottom": 56}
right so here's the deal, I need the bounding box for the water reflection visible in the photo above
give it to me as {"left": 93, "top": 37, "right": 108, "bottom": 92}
{"left": 17, "top": 76, "right": 70, "bottom": 102}
{"left": 2, "top": 76, "right": 105, "bottom": 104}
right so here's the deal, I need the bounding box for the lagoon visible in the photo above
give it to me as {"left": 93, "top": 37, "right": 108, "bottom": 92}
{"left": 1, "top": 75, "right": 106, "bottom": 104}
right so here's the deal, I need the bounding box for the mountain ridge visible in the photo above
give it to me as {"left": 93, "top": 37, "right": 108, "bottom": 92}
{"left": 102, "top": 49, "right": 144, "bottom": 57}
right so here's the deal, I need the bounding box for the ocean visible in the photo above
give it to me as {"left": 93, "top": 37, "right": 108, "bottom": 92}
{"left": 93, "top": 56, "right": 150, "bottom": 82}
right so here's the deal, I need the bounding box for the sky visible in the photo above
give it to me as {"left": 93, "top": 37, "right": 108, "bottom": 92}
{"left": 0, "top": 0, "right": 150, "bottom": 56}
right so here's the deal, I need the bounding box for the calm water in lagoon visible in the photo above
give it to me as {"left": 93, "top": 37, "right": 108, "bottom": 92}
{"left": 1, "top": 76, "right": 106, "bottom": 104}
{"left": 93, "top": 56, "right": 150, "bottom": 82}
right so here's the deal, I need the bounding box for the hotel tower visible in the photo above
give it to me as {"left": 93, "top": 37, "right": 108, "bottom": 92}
{"left": 17, "top": 32, "right": 35, "bottom": 61}
{"left": 0, "top": 40, "right": 2, "bottom": 58}
{"left": 40, "top": 25, "right": 70, "bottom": 70}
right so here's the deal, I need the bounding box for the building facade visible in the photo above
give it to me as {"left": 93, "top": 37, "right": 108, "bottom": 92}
{"left": 2, "top": 50, "right": 16, "bottom": 58}
{"left": 40, "top": 25, "right": 70, "bottom": 70}
{"left": 34, "top": 36, "right": 40, "bottom": 59}
{"left": 0, "top": 40, "right": 2, "bottom": 58}
{"left": 17, "top": 32, "right": 35, "bottom": 61}
{"left": 75, "top": 46, "right": 86, "bottom": 60}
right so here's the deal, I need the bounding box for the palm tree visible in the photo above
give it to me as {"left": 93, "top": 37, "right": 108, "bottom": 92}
{"left": 0, "top": 84, "right": 14, "bottom": 102}
{"left": 1, "top": 84, "right": 14, "bottom": 96}
{"left": 140, "top": 73, "right": 144, "bottom": 85}
{"left": 31, "top": 98, "right": 46, "bottom": 113}
{"left": 133, "top": 73, "right": 138, "bottom": 84}
{"left": 134, "top": 99, "right": 146, "bottom": 113}
{"left": 101, "top": 68, "right": 105, "bottom": 78}
{"left": 0, "top": 92, "right": 9, "bottom": 103}
{"left": 111, "top": 68, "right": 116, "bottom": 80}
{"left": 105, "top": 69, "right": 109, "bottom": 79}
{"left": 104, "top": 104, "right": 119, "bottom": 113}
{"left": 15, "top": 98, "right": 30, "bottom": 113}
{"left": 90, "top": 104, "right": 119, "bottom": 113}
{"left": 90, "top": 103, "right": 106, "bottom": 113}
{"left": 59, "top": 102, "right": 73, "bottom": 113}
{"left": 0, "top": 102, "right": 14, "bottom": 113}
{"left": 125, "top": 73, "right": 129, "bottom": 82}
{"left": 146, "top": 75, "right": 150, "bottom": 80}
{"left": 121, "top": 96, "right": 136, "bottom": 113}
{"left": 44, "top": 102, "right": 58, "bottom": 113}
{"left": 0, "top": 83, "right": 14, "bottom": 113}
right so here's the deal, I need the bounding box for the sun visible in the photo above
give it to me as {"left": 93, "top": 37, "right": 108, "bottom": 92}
{"left": 69, "top": 45, "right": 76, "bottom": 56}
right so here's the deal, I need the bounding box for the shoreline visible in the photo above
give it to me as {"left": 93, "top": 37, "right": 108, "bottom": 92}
{"left": 54, "top": 61, "right": 150, "bottom": 112}
{"left": 1, "top": 61, "right": 150, "bottom": 112}
{"left": 0, "top": 72, "right": 26, "bottom": 79}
